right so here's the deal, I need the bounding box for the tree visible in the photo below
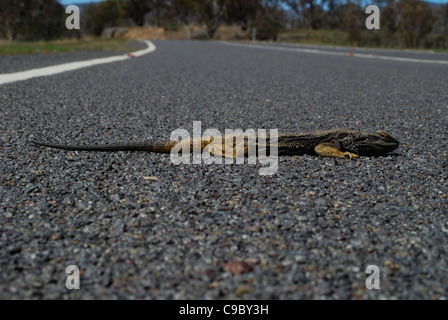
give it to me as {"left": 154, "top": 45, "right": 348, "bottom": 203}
{"left": 381, "top": 4, "right": 398, "bottom": 35}
{"left": 192, "top": 0, "right": 226, "bottom": 38}
{"left": 343, "top": 3, "right": 363, "bottom": 45}
{"left": 284, "top": 0, "right": 321, "bottom": 29}
{"left": 322, "top": 0, "right": 340, "bottom": 29}
{"left": 253, "top": 0, "right": 285, "bottom": 40}
{"left": 170, "top": 0, "right": 195, "bottom": 25}
{"left": 127, "top": 0, "right": 152, "bottom": 26}
{"left": 225, "top": 0, "right": 260, "bottom": 31}
{"left": 97, "top": 0, "right": 128, "bottom": 28}
{"left": 396, "top": 0, "right": 433, "bottom": 47}
{"left": 0, "top": 0, "right": 65, "bottom": 41}
{"left": 0, "top": 0, "right": 20, "bottom": 40}
{"left": 83, "top": 0, "right": 128, "bottom": 36}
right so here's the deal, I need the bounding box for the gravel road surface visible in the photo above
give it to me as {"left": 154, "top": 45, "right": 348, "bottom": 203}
{"left": 0, "top": 40, "right": 447, "bottom": 299}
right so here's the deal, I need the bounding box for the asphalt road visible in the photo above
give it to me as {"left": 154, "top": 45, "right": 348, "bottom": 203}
{"left": 0, "top": 40, "right": 447, "bottom": 300}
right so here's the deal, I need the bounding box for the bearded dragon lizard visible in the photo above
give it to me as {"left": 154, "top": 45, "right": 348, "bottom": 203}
{"left": 31, "top": 129, "right": 399, "bottom": 159}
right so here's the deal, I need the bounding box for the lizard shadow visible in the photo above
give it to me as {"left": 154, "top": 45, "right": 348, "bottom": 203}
{"left": 368, "top": 152, "right": 402, "bottom": 158}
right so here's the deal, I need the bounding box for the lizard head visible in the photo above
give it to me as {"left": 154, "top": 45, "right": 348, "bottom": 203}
{"left": 341, "top": 131, "right": 399, "bottom": 156}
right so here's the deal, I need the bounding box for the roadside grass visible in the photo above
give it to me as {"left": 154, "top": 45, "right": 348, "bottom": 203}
{"left": 278, "top": 29, "right": 350, "bottom": 46}
{"left": 0, "top": 38, "right": 134, "bottom": 56}
{"left": 278, "top": 28, "right": 448, "bottom": 53}
{"left": 1, "top": 28, "right": 446, "bottom": 55}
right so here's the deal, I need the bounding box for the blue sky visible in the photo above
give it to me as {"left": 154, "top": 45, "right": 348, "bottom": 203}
{"left": 58, "top": 0, "right": 448, "bottom": 5}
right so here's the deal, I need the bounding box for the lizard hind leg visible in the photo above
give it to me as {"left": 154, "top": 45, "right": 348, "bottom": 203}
{"left": 315, "top": 142, "right": 359, "bottom": 159}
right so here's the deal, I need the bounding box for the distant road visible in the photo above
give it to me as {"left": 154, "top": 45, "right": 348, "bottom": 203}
{"left": 223, "top": 41, "right": 448, "bottom": 65}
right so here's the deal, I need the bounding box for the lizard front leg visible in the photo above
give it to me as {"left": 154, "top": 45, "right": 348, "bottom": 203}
{"left": 315, "top": 142, "right": 359, "bottom": 159}
{"left": 209, "top": 136, "right": 249, "bottom": 159}
{"left": 202, "top": 136, "right": 246, "bottom": 159}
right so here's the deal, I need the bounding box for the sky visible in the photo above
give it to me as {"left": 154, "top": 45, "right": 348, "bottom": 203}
{"left": 59, "top": 0, "right": 448, "bottom": 5}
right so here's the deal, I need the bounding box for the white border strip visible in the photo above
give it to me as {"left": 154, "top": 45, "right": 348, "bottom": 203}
{"left": 223, "top": 42, "right": 448, "bottom": 65}
{"left": 0, "top": 40, "right": 156, "bottom": 85}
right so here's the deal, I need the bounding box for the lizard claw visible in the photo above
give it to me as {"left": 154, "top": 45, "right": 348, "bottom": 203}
{"left": 343, "top": 152, "right": 359, "bottom": 159}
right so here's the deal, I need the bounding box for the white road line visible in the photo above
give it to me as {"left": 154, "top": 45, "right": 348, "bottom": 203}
{"left": 223, "top": 42, "right": 448, "bottom": 65}
{"left": 0, "top": 40, "right": 156, "bottom": 85}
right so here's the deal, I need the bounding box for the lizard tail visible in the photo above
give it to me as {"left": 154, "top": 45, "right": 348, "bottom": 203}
{"left": 30, "top": 140, "right": 175, "bottom": 153}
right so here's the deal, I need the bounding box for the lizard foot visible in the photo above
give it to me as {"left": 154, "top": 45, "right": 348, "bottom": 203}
{"left": 343, "top": 152, "right": 359, "bottom": 159}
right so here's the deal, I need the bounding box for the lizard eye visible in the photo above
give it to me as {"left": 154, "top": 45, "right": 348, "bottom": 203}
{"left": 378, "top": 132, "right": 388, "bottom": 139}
